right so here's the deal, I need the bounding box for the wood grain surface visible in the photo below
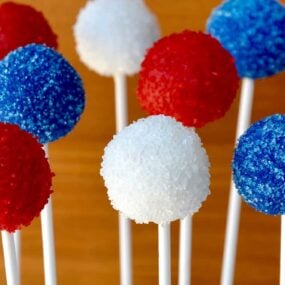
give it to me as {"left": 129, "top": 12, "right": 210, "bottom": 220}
{"left": 0, "top": 0, "right": 284, "bottom": 284}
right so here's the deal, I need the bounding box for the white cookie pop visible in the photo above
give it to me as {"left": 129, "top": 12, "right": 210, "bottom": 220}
{"left": 74, "top": 2, "right": 160, "bottom": 284}
{"left": 101, "top": 115, "right": 210, "bottom": 285}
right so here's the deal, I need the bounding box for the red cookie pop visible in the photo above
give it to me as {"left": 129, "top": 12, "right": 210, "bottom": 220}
{"left": 0, "top": 123, "right": 53, "bottom": 232}
{"left": 137, "top": 30, "right": 239, "bottom": 128}
{"left": 0, "top": 1, "right": 58, "bottom": 59}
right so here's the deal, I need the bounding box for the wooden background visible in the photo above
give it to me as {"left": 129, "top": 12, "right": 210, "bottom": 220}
{"left": 0, "top": 0, "right": 284, "bottom": 284}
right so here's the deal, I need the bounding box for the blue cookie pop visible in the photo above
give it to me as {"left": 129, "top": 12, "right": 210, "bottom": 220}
{"left": 0, "top": 44, "right": 85, "bottom": 143}
{"left": 233, "top": 114, "right": 285, "bottom": 215}
{"left": 207, "top": 0, "right": 285, "bottom": 79}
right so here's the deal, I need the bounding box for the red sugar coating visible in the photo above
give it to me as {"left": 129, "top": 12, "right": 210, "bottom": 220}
{"left": 0, "top": 123, "right": 53, "bottom": 232}
{"left": 0, "top": 2, "right": 58, "bottom": 59}
{"left": 137, "top": 30, "right": 240, "bottom": 128}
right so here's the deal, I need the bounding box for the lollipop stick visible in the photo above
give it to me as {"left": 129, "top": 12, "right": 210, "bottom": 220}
{"left": 13, "top": 230, "right": 21, "bottom": 278}
{"left": 114, "top": 73, "right": 128, "bottom": 131}
{"left": 178, "top": 215, "right": 192, "bottom": 285}
{"left": 114, "top": 73, "right": 132, "bottom": 285}
{"left": 159, "top": 223, "right": 171, "bottom": 285}
{"left": 2, "top": 231, "right": 20, "bottom": 285}
{"left": 221, "top": 78, "right": 255, "bottom": 285}
{"left": 280, "top": 216, "right": 285, "bottom": 285}
{"left": 41, "top": 144, "right": 57, "bottom": 285}
{"left": 119, "top": 213, "right": 132, "bottom": 285}
{"left": 41, "top": 198, "right": 56, "bottom": 285}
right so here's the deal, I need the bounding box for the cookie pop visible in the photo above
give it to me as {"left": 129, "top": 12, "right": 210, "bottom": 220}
{"left": 232, "top": 114, "right": 285, "bottom": 284}
{"left": 0, "top": 122, "right": 53, "bottom": 285}
{"left": 207, "top": 1, "right": 285, "bottom": 284}
{"left": 101, "top": 115, "right": 210, "bottom": 285}
{"left": 137, "top": 30, "right": 239, "bottom": 285}
{"left": 0, "top": 44, "right": 85, "bottom": 285}
{"left": 74, "top": 1, "right": 160, "bottom": 284}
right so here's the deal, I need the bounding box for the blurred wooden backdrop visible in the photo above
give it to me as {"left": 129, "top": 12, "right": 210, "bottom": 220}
{"left": 0, "top": 0, "right": 284, "bottom": 284}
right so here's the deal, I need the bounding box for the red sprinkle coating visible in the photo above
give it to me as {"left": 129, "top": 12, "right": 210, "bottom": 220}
{"left": 137, "top": 30, "right": 240, "bottom": 128}
{"left": 0, "top": 2, "right": 58, "bottom": 59}
{"left": 0, "top": 123, "right": 53, "bottom": 232}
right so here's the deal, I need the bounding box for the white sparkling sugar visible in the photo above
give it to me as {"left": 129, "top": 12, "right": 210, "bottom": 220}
{"left": 101, "top": 115, "right": 210, "bottom": 224}
{"left": 73, "top": 0, "right": 160, "bottom": 76}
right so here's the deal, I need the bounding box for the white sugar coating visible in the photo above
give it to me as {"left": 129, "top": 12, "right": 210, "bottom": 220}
{"left": 100, "top": 115, "right": 210, "bottom": 224}
{"left": 73, "top": 0, "right": 160, "bottom": 76}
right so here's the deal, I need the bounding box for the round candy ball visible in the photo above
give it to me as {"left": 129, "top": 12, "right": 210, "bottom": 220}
{"left": 73, "top": 0, "right": 160, "bottom": 76}
{"left": 0, "top": 1, "right": 58, "bottom": 59}
{"left": 207, "top": 0, "right": 285, "bottom": 79}
{"left": 137, "top": 30, "right": 239, "bottom": 128}
{"left": 0, "top": 123, "right": 53, "bottom": 232}
{"left": 0, "top": 44, "right": 85, "bottom": 144}
{"left": 233, "top": 114, "right": 285, "bottom": 215}
{"left": 101, "top": 115, "right": 210, "bottom": 224}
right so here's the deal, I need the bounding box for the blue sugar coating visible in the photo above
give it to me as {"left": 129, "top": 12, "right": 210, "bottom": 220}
{"left": 233, "top": 114, "right": 285, "bottom": 215}
{"left": 0, "top": 44, "right": 85, "bottom": 143}
{"left": 207, "top": 0, "right": 285, "bottom": 79}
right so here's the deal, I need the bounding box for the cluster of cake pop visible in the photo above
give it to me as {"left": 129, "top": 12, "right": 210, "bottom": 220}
{"left": 0, "top": 1, "right": 59, "bottom": 247}
{"left": 0, "top": 0, "right": 283, "bottom": 284}
{"left": 0, "top": 1, "right": 85, "bottom": 225}
{"left": 99, "top": 0, "right": 285, "bottom": 283}
{"left": 0, "top": 2, "right": 86, "bottom": 284}
{"left": 101, "top": 26, "right": 241, "bottom": 222}
{"left": 78, "top": 0, "right": 285, "bottom": 283}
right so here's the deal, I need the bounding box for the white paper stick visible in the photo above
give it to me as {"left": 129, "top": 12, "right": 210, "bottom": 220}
{"left": 13, "top": 230, "right": 21, "bottom": 281}
{"left": 178, "top": 215, "right": 192, "bottom": 285}
{"left": 159, "top": 223, "right": 171, "bottom": 285}
{"left": 2, "top": 231, "right": 20, "bottom": 285}
{"left": 41, "top": 144, "right": 57, "bottom": 285}
{"left": 280, "top": 216, "right": 285, "bottom": 285}
{"left": 221, "top": 78, "right": 255, "bottom": 285}
{"left": 114, "top": 73, "right": 128, "bottom": 132}
{"left": 114, "top": 73, "right": 132, "bottom": 285}
{"left": 119, "top": 213, "right": 132, "bottom": 285}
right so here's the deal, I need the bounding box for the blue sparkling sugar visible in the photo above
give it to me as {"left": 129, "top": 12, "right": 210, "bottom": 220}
{"left": 207, "top": 0, "right": 285, "bottom": 79}
{"left": 0, "top": 44, "right": 85, "bottom": 143}
{"left": 233, "top": 114, "right": 285, "bottom": 215}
